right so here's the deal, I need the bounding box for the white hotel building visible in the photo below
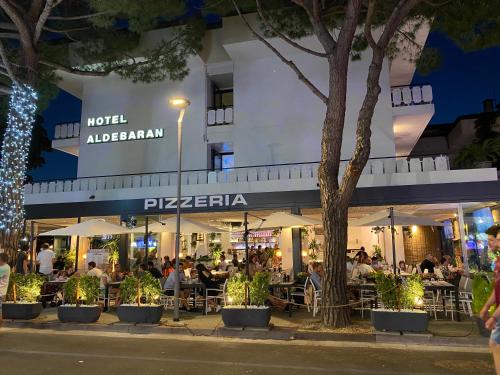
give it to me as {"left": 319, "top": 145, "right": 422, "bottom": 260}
{"left": 24, "top": 16, "right": 499, "bottom": 272}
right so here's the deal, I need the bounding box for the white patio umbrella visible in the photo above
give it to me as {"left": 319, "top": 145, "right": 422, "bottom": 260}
{"left": 248, "top": 211, "right": 321, "bottom": 229}
{"left": 350, "top": 208, "right": 443, "bottom": 274}
{"left": 350, "top": 210, "right": 444, "bottom": 227}
{"left": 132, "top": 216, "right": 227, "bottom": 233}
{"left": 38, "top": 218, "right": 132, "bottom": 237}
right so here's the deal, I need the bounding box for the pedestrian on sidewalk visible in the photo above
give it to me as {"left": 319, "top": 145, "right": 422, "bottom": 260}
{"left": 481, "top": 229, "right": 500, "bottom": 374}
{"left": 0, "top": 253, "right": 11, "bottom": 326}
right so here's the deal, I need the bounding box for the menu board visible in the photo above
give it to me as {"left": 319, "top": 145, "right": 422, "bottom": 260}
{"left": 87, "top": 249, "right": 110, "bottom": 268}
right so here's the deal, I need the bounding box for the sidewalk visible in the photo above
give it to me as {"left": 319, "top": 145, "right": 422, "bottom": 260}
{"left": 2, "top": 306, "right": 489, "bottom": 349}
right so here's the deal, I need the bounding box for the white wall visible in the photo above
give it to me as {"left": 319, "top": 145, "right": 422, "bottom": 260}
{"left": 74, "top": 33, "right": 395, "bottom": 178}
{"left": 77, "top": 57, "right": 208, "bottom": 178}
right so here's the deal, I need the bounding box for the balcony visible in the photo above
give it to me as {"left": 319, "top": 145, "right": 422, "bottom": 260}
{"left": 207, "top": 106, "right": 233, "bottom": 126}
{"left": 391, "top": 84, "right": 435, "bottom": 157}
{"left": 52, "top": 122, "right": 81, "bottom": 156}
{"left": 391, "top": 84, "right": 433, "bottom": 107}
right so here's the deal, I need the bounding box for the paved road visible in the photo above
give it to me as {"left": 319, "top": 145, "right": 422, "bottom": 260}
{"left": 0, "top": 329, "right": 494, "bottom": 375}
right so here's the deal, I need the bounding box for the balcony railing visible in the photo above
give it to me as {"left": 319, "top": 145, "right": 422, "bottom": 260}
{"left": 24, "top": 155, "right": 450, "bottom": 195}
{"left": 207, "top": 106, "right": 233, "bottom": 126}
{"left": 391, "top": 85, "right": 433, "bottom": 108}
{"left": 54, "top": 122, "right": 80, "bottom": 139}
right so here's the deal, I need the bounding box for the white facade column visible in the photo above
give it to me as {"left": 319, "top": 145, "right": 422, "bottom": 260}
{"left": 280, "top": 228, "right": 293, "bottom": 273}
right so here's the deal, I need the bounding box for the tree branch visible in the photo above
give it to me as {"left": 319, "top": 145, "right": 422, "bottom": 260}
{"left": 39, "top": 60, "right": 108, "bottom": 76}
{"left": 0, "top": 37, "right": 16, "bottom": 84}
{"left": 34, "top": 0, "right": 63, "bottom": 44}
{"left": 0, "top": 0, "right": 32, "bottom": 47}
{"left": 292, "top": 0, "right": 337, "bottom": 54}
{"left": 0, "top": 32, "right": 19, "bottom": 39}
{"left": 232, "top": 0, "right": 327, "bottom": 104}
{"left": 43, "top": 25, "right": 90, "bottom": 34}
{"left": 255, "top": 0, "right": 327, "bottom": 58}
{"left": 47, "top": 11, "right": 109, "bottom": 21}
{"left": 364, "top": 0, "right": 378, "bottom": 50}
{"left": 0, "top": 22, "right": 16, "bottom": 30}
{"left": 0, "top": 83, "right": 11, "bottom": 94}
{"left": 378, "top": 0, "right": 422, "bottom": 49}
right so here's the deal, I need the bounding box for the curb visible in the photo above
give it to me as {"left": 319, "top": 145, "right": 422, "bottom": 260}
{"left": 2, "top": 320, "right": 489, "bottom": 350}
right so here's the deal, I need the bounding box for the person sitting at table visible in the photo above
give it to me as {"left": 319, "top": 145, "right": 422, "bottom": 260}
{"left": 196, "top": 263, "right": 223, "bottom": 312}
{"left": 163, "top": 263, "right": 190, "bottom": 310}
{"left": 398, "top": 260, "right": 407, "bottom": 273}
{"left": 420, "top": 254, "right": 436, "bottom": 274}
{"left": 231, "top": 253, "right": 239, "bottom": 268}
{"left": 147, "top": 261, "right": 163, "bottom": 279}
{"left": 217, "top": 255, "right": 228, "bottom": 271}
{"left": 111, "top": 264, "right": 124, "bottom": 282}
{"left": 310, "top": 262, "right": 323, "bottom": 291}
{"left": 55, "top": 270, "right": 68, "bottom": 281}
{"left": 351, "top": 255, "right": 374, "bottom": 280}
{"left": 138, "top": 263, "right": 147, "bottom": 275}
{"left": 248, "top": 255, "right": 262, "bottom": 277}
{"left": 163, "top": 256, "right": 171, "bottom": 270}
{"left": 87, "top": 261, "right": 103, "bottom": 278}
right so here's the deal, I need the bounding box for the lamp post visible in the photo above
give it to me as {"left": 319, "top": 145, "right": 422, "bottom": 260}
{"left": 169, "top": 97, "right": 190, "bottom": 322}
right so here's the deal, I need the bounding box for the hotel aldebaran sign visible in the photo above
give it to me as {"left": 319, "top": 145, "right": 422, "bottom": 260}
{"left": 86, "top": 114, "right": 164, "bottom": 144}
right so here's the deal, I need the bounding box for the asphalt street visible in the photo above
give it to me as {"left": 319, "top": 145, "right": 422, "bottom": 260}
{"left": 0, "top": 329, "right": 494, "bottom": 375}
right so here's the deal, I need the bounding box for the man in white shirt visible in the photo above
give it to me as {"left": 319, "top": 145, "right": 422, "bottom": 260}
{"left": 36, "top": 243, "right": 55, "bottom": 276}
{"left": 87, "top": 261, "right": 103, "bottom": 278}
{"left": 0, "top": 253, "right": 11, "bottom": 325}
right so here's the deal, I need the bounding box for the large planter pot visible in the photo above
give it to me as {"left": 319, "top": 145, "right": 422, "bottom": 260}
{"left": 2, "top": 302, "right": 42, "bottom": 320}
{"left": 57, "top": 305, "right": 101, "bottom": 323}
{"left": 116, "top": 305, "right": 163, "bottom": 324}
{"left": 221, "top": 306, "right": 271, "bottom": 328}
{"left": 371, "top": 309, "right": 429, "bottom": 332}
{"left": 474, "top": 315, "right": 491, "bottom": 338}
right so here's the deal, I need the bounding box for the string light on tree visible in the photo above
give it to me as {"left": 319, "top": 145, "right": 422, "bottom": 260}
{"left": 0, "top": 84, "right": 38, "bottom": 235}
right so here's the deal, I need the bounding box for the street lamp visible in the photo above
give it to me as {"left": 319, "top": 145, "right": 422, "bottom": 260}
{"left": 169, "top": 97, "right": 190, "bottom": 322}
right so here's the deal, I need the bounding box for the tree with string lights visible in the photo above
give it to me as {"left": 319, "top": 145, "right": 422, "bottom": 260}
{"left": 0, "top": 0, "right": 206, "bottom": 256}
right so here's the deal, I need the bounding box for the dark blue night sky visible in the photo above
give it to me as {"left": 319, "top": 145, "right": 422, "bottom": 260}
{"left": 30, "top": 31, "right": 500, "bottom": 182}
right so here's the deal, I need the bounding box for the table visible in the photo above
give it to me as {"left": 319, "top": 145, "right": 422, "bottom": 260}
{"left": 180, "top": 282, "right": 206, "bottom": 313}
{"left": 270, "top": 281, "right": 296, "bottom": 317}
{"left": 103, "top": 281, "right": 122, "bottom": 312}
{"left": 348, "top": 280, "right": 461, "bottom": 321}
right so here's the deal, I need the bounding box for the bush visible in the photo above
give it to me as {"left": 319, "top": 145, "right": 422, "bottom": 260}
{"left": 226, "top": 272, "right": 270, "bottom": 306}
{"left": 64, "top": 275, "right": 100, "bottom": 305}
{"left": 120, "top": 273, "right": 162, "bottom": 305}
{"left": 472, "top": 272, "right": 494, "bottom": 315}
{"left": 226, "top": 273, "right": 248, "bottom": 305}
{"left": 249, "top": 272, "right": 270, "bottom": 306}
{"left": 8, "top": 273, "right": 44, "bottom": 303}
{"left": 374, "top": 272, "right": 424, "bottom": 310}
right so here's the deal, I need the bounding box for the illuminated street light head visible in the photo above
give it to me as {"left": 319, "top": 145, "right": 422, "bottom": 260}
{"left": 169, "top": 97, "right": 190, "bottom": 109}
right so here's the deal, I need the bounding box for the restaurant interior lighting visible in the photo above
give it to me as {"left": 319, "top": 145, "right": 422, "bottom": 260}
{"left": 411, "top": 225, "right": 418, "bottom": 233}
{"left": 301, "top": 250, "right": 307, "bottom": 257}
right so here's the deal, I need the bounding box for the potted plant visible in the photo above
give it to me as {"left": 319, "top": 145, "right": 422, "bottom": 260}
{"left": 116, "top": 272, "right": 163, "bottom": 324}
{"left": 371, "top": 272, "right": 428, "bottom": 332}
{"left": 472, "top": 272, "right": 494, "bottom": 337}
{"left": 3, "top": 273, "right": 44, "bottom": 319}
{"left": 455, "top": 138, "right": 500, "bottom": 168}
{"left": 221, "top": 272, "right": 271, "bottom": 328}
{"left": 58, "top": 275, "right": 101, "bottom": 323}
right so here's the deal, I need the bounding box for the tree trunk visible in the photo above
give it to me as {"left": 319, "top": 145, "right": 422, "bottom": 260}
{"left": 320, "top": 193, "right": 350, "bottom": 327}
{"left": 319, "top": 110, "right": 350, "bottom": 328}
{"left": 0, "top": 84, "right": 38, "bottom": 259}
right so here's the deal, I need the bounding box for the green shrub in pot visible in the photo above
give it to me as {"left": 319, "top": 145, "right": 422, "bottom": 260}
{"left": 120, "top": 272, "right": 162, "bottom": 305}
{"left": 249, "top": 272, "right": 270, "bottom": 306}
{"left": 8, "top": 273, "right": 44, "bottom": 303}
{"left": 63, "top": 275, "right": 100, "bottom": 305}
{"left": 3, "top": 273, "right": 44, "bottom": 320}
